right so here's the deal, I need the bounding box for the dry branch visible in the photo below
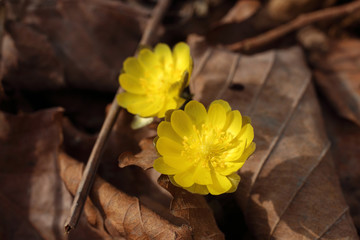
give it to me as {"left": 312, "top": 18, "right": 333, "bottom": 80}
{"left": 65, "top": 0, "right": 171, "bottom": 232}
{"left": 227, "top": 0, "right": 360, "bottom": 52}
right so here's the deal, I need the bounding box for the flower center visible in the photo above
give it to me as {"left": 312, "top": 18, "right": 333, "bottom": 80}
{"left": 141, "top": 63, "right": 185, "bottom": 98}
{"left": 181, "top": 124, "right": 238, "bottom": 171}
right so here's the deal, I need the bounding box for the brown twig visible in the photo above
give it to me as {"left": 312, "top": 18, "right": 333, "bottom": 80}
{"left": 227, "top": 0, "right": 360, "bottom": 52}
{"left": 64, "top": 0, "right": 171, "bottom": 233}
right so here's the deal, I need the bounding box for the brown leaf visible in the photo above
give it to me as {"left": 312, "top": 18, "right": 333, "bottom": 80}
{"left": 116, "top": 126, "right": 226, "bottom": 239}
{"left": 3, "top": 0, "right": 149, "bottom": 92}
{"left": 205, "top": 0, "right": 335, "bottom": 46}
{"left": 2, "top": 21, "right": 65, "bottom": 91}
{"left": 189, "top": 36, "right": 358, "bottom": 239}
{"left": 158, "top": 175, "right": 225, "bottom": 240}
{"left": 118, "top": 137, "right": 158, "bottom": 170}
{"left": 0, "top": 108, "right": 103, "bottom": 240}
{"left": 321, "top": 100, "right": 360, "bottom": 233}
{"left": 63, "top": 109, "right": 157, "bottom": 189}
{"left": 218, "top": 0, "right": 261, "bottom": 25}
{"left": 63, "top": 107, "right": 172, "bottom": 213}
{"left": 117, "top": 130, "right": 227, "bottom": 239}
{"left": 312, "top": 38, "right": 360, "bottom": 127}
{"left": 265, "top": 0, "right": 335, "bottom": 22}
{"left": 59, "top": 152, "right": 193, "bottom": 239}
{"left": 63, "top": 111, "right": 224, "bottom": 239}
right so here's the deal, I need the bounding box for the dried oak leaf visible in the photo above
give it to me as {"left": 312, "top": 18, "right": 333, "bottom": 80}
{"left": 118, "top": 137, "right": 158, "bottom": 170}
{"left": 0, "top": 108, "right": 103, "bottom": 240}
{"left": 158, "top": 176, "right": 225, "bottom": 240}
{"left": 206, "top": 0, "right": 334, "bottom": 46}
{"left": 217, "top": 0, "right": 261, "bottom": 25}
{"left": 2, "top": 22, "right": 65, "bottom": 91}
{"left": 312, "top": 38, "right": 360, "bottom": 127}
{"left": 62, "top": 109, "right": 160, "bottom": 196}
{"left": 321, "top": 100, "right": 360, "bottom": 233}
{"left": 3, "top": 0, "right": 149, "bottom": 92}
{"left": 189, "top": 36, "right": 358, "bottom": 239}
{"left": 118, "top": 143, "right": 225, "bottom": 239}
{"left": 59, "top": 152, "right": 192, "bottom": 239}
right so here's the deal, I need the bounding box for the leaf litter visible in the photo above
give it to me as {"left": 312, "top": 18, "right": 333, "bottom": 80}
{"left": 187, "top": 35, "right": 358, "bottom": 239}
{"left": 0, "top": 108, "right": 103, "bottom": 240}
{"left": 1, "top": 0, "right": 360, "bottom": 239}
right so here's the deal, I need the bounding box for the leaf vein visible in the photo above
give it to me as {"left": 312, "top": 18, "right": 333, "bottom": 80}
{"left": 270, "top": 141, "right": 331, "bottom": 236}
{"left": 245, "top": 73, "right": 312, "bottom": 206}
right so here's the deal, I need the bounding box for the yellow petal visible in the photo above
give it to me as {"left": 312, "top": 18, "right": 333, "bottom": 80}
{"left": 217, "top": 161, "right": 244, "bottom": 175}
{"left": 238, "top": 123, "right": 254, "bottom": 148}
{"left": 173, "top": 167, "right": 196, "bottom": 188}
{"left": 116, "top": 92, "right": 146, "bottom": 109}
{"left": 127, "top": 97, "right": 163, "bottom": 117}
{"left": 184, "top": 100, "right": 207, "bottom": 127}
{"left": 226, "top": 142, "right": 246, "bottom": 162}
{"left": 138, "top": 49, "right": 163, "bottom": 81}
{"left": 168, "top": 79, "right": 183, "bottom": 94}
{"left": 154, "top": 43, "right": 173, "bottom": 67}
{"left": 207, "top": 103, "right": 227, "bottom": 129}
{"left": 158, "top": 98, "right": 177, "bottom": 118}
{"left": 146, "top": 67, "right": 163, "bottom": 81}
{"left": 153, "top": 157, "right": 178, "bottom": 175}
{"left": 171, "top": 110, "right": 195, "bottom": 138}
{"left": 226, "top": 173, "right": 241, "bottom": 193}
{"left": 119, "top": 74, "right": 145, "bottom": 94}
{"left": 193, "top": 164, "right": 212, "bottom": 185}
{"left": 138, "top": 48, "right": 159, "bottom": 69}
{"left": 207, "top": 171, "right": 232, "bottom": 195}
{"left": 175, "top": 97, "right": 186, "bottom": 109}
{"left": 123, "top": 57, "right": 144, "bottom": 78}
{"left": 157, "top": 121, "right": 183, "bottom": 144}
{"left": 225, "top": 110, "right": 242, "bottom": 138}
{"left": 185, "top": 183, "right": 209, "bottom": 195}
{"left": 211, "top": 100, "right": 231, "bottom": 113}
{"left": 173, "top": 42, "right": 191, "bottom": 72}
{"left": 163, "top": 156, "right": 192, "bottom": 170}
{"left": 156, "top": 137, "right": 183, "bottom": 157}
{"left": 233, "top": 142, "right": 256, "bottom": 164}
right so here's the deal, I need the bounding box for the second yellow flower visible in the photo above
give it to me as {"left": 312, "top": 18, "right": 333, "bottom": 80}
{"left": 117, "top": 42, "right": 193, "bottom": 118}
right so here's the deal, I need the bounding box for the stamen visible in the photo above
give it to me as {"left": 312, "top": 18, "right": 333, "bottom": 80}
{"left": 180, "top": 121, "right": 244, "bottom": 171}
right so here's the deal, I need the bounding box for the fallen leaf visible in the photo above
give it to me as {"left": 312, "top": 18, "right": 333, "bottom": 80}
{"left": 205, "top": 0, "right": 335, "bottom": 47}
{"left": 64, "top": 106, "right": 224, "bottom": 238}
{"left": 104, "top": 120, "right": 224, "bottom": 239}
{"left": 3, "top": 0, "right": 149, "bottom": 92}
{"left": 2, "top": 21, "right": 65, "bottom": 91}
{"left": 321, "top": 99, "right": 360, "bottom": 234}
{"left": 312, "top": 38, "right": 360, "bottom": 127}
{"left": 59, "top": 152, "right": 193, "bottom": 239}
{"left": 205, "top": 0, "right": 262, "bottom": 46}
{"left": 0, "top": 108, "right": 103, "bottom": 240}
{"left": 217, "top": 0, "right": 261, "bottom": 25}
{"left": 189, "top": 36, "right": 358, "bottom": 239}
{"left": 118, "top": 137, "right": 158, "bottom": 170}
{"left": 62, "top": 112, "right": 171, "bottom": 214}
{"left": 158, "top": 175, "right": 225, "bottom": 240}
{"left": 265, "top": 0, "right": 335, "bottom": 22}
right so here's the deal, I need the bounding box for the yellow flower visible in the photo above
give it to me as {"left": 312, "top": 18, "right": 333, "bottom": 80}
{"left": 117, "top": 42, "right": 193, "bottom": 118}
{"left": 153, "top": 100, "right": 255, "bottom": 195}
